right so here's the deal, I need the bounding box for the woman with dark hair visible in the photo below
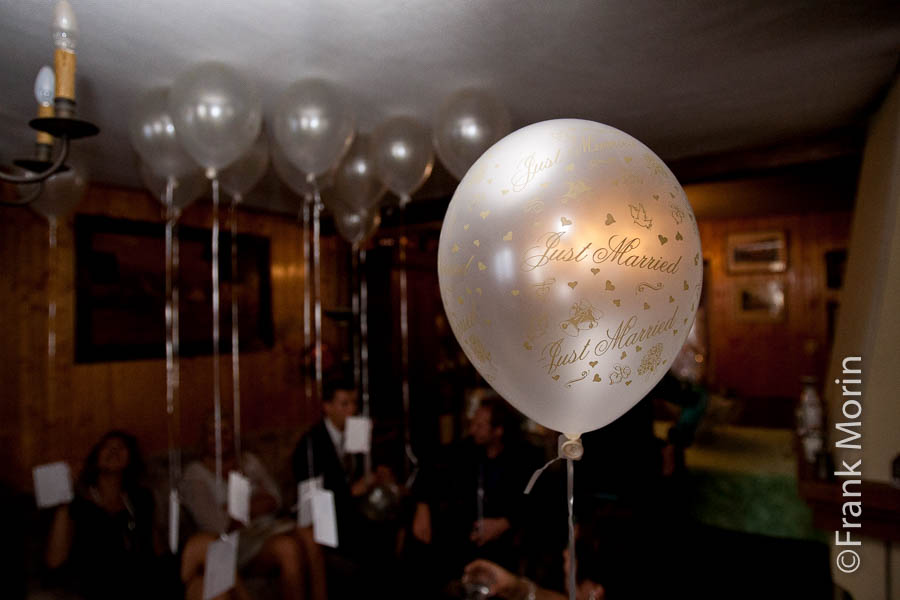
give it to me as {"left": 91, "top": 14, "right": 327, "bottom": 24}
{"left": 45, "top": 430, "right": 162, "bottom": 599}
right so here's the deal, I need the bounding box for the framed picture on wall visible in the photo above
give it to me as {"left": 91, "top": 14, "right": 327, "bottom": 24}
{"left": 726, "top": 230, "right": 788, "bottom": 273}
{"left": 735, "top": 280, "right": 785, "bottom": 322}
{"left": 74, "top": 214, "right": 275, "bottom": 363}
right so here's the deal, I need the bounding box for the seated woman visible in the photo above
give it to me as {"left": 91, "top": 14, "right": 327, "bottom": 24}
{"left": 180, "top": 416, "right": 326, "bottom": 600}
{"left": 45, "top": 430, "right": 165, "bottom": 599}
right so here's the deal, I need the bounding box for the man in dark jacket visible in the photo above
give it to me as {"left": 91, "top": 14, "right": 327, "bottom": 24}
{"left": 292, "top": 375, "right": 370, "bottom": 555}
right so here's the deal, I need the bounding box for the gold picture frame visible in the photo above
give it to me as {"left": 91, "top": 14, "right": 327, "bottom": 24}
{"left": 726, "top": 230, "right": 788, "bottom": 273}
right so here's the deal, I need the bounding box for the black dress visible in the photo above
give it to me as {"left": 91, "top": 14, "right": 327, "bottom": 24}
{"left": 54, "top": 487, "right": 160, "bottom": 599}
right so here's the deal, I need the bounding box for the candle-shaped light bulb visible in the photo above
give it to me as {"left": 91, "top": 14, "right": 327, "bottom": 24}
{"left": 34, "top": 66, "right": 56, "bottom": 149}
{"left": 34, "top": 66, "right": 55, "bottom": 106}
{"left": 51, "top": 0, "right": 78, "bottom": 107}
{"left": 52, "top": 0, "right": 78, "bottom": 52}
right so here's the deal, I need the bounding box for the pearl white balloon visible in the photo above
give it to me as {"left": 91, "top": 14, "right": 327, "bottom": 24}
{"left": 372, "top": 116, "right": 433, "bottom": 201}
{"left": 272, "top": 79, "right": 355, "bottom": 177}
{"left": 333, "top": 205, "right": 380, "bottom": 246}
{"left": 433, "top": 88, "right": 511, "bottom": 180}
{"left": 139, "top": 162, "right": 207, "bottom": 215}
{"left": 169, "top": 62, "right": 262, "bottom": 172}
{"left": 129, "top": 87, "right": 197, "bottom": 179}
{"left": 29, "top": 161, "right": 88, "bottom": 221}
{"left": 437, "top": 119, "right": 703, "bottom": 436}
{"left": 219, "top": 135, "right": 269, "bottom": 198}
{"left": 271, "top": 146, "right": 335, "bottom": 198}
{"left": 332, "top": 134, "right": 385, "bottom": 215}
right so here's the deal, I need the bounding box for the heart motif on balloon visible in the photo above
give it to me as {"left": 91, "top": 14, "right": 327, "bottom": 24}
{"left": 437, "top": 119, "right": 703, "bottom": 435}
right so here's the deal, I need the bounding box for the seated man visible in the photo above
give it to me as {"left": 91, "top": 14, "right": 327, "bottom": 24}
{"left": 291, "top": 375, "right": 376, "bottom": 555}
{"left": 409, "top": 395, "right": 534, "bottom": 588}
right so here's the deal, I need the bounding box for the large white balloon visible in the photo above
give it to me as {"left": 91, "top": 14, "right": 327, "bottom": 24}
{"left": 433, "top": 88, "right": 511, "bottom": 180}
{"left": 437, "top": 119, "right": 703, "bottom": 436}
{"left": 169, "top": 62, "right": 262, "bottom": 172}
{"left": 129, "top": 87, "right": 197, "bottom": 179}
{"left": 272, "top": 79, "right": 355, "bottom": 177}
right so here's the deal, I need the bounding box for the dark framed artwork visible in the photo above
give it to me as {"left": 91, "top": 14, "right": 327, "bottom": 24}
{"left": 734, "top": 280, "right": 786, "bottom": 322}
{"left": 726, "top": 230, "right": 788, "bottom": 274}
{"left": 74, "top": 214, "right": 274, "bottom": 363}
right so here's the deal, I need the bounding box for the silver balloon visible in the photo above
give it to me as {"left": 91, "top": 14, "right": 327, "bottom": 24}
{"left": 139, "top": 162, "right": 207, "bottom": 214}
{"left": 333, "top": 134, "right": 385, "bottom": 215}
{"left": 433, "top": 88, "right": 511, "bottom": 180}
{"left": 272, "top": 79, "right": 355, "bottom": 177}
{"left": 333, "top": 205, "right": 380, "bottom": 246}
{"left": 271, "top": 146, "right": 334, "bottom": 198}
{"left": 129, "top": 87, "right": 197, "bottom": 179}
{"left": 169, "top": 62, "right": 262, "bottom": 172}
{"left": 372, "top": 116, "right": 433, "bottom": 203}
{"left": 219, "top": 135, "right": 269, "bottom": 198}
{"left": 29, "top": 161, "right": 88, "bottom": 221}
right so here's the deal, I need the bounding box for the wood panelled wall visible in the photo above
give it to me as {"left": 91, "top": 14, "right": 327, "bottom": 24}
{"left": 695, "top": 212, "right": 850, "bottom": 400}
{"left": 0, "top": 184, "right": 346, "bottom": 490}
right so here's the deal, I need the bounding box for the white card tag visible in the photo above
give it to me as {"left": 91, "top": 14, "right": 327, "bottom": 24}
{"left": 33, "top": 462, "right": 73, "bottom": 508}
{"left": 297, "top": 476, "right": 323, "bottom": 528}
{"left": 168, "top": 489, "right": 180, "bottom": 554}
{"left": 344, "top": 416, "right": 372, "bottom": 454}
{"left": 202, "top": 532, "right": 238, "bottom": 600}
{"left": 311, "top": 488, "right": 339, "bottom": 548}
{"left": 227, "top": 471, "right": 251, "bottom": 525}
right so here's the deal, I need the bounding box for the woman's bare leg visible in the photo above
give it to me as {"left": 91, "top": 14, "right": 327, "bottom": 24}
{"left": 250, "top": 534, "right": 305, "bottom": 600}
{"left": 181, "top": 532, "right": 251, "bottom": 600}
{"left": 294, "top": 526, "right": 328, "bottom": 600}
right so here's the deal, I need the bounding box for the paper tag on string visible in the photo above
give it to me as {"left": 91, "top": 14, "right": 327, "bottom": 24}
{"left": 33, "top": 462, "right": 73, "bottom": 508}
{"left": 311, "top": 488, "right": 339, "bottom": 548}
{"left": 168, "top": 489, "right": 180, "bottom": 554}
{"left": 227, "top": 471, "right": 251, "bottom": 525}
{"left": 297, "top": 476, "right": 323, "bottom": 528}
{"left": 202, "top": 532, "right": 238, "bottom": 600}
{"left": 344, "top": 416, "right": 372, "bottom": 454}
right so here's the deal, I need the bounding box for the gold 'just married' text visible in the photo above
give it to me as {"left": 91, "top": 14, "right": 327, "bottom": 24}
{"left": 510, "top": 149, "right": 560, "bottom": 192}
{"left": 522, "top": 232, "right": 682, "bottom": 274}
{"left": 541, "top": 306, "right": 679, "bottom": 375}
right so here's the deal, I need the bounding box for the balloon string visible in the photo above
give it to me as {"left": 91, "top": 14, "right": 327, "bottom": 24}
{"left": 351, "top": 247, "right": 361, "bottom": 392}
{"left": 399, "top": 235, "right": 417, "bottom": 480}
{"left": 211, "top": 177, "right": 223, "bottom": 498}
{"left": 164, "top": 181, "right": 177, "bottom": 552}
{"left": 47, "top": 216, "right": 57, "bottom": 427}
{"left": 301, "top": 195, "right": 312, "bottom": 406}
{"left": 476, "top": 463, "right": 484, "bottom": 537}
{"left": 360, "top": 247, "right": 372, "bottom": 479}
{"left": 567, "top": 458, "right": 576, "bottom": 600}
{"left": 360, "top": 248, "right": 370, "bottom": 417}
{"left": 312, "top": 181, "right": 323, "bottom": 405}
{"left": 306, "top": 435, "right": 315, "bottom": 482}
{"left": 172, "top": 215, "right": 182, "bottom": 485}
{"left": 230, "top": 193, "right": 241, "bottom": 468}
